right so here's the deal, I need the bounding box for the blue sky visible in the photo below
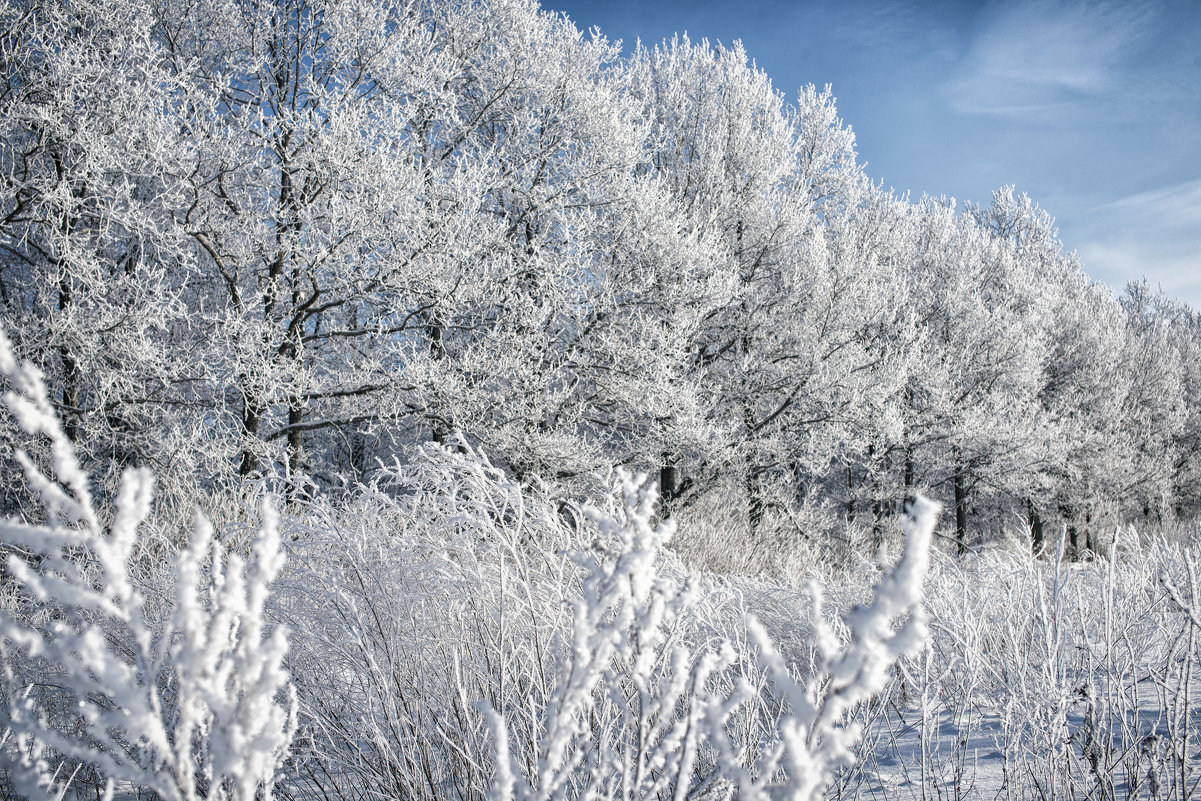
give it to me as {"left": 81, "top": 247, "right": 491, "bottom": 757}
{"left": 543, "top": 0, "right": 1201, "bottom": 308}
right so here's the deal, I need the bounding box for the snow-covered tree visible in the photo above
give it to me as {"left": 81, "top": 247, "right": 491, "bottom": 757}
{"left": 900, "top": 195, "right": 1051, "bottom": 551}
{"left": 0, "top": 0, "right": 200, "bottom": 505}
{"left": 620, "top": 37, "right": 883, "bottom": 547}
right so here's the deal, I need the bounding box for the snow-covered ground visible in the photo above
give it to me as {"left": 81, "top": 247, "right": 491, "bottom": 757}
{"left": 3, "top": 334, "right": 1201, "bottom": 801}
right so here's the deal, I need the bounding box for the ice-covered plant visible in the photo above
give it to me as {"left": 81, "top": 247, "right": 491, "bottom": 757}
{"left": 278, "top": 439, "right": 584, "bottom": 801}
{"left": 707, "top": 495, "right": 940, "bottom": 801}
{"left": 0, "top": 330, "right": 295, "bottom": 801}
{"left": 487, "top": 473, "right": 940, "bottom": 801}
{"left": 487, "top": 470, "right": 719, "bottom": 801}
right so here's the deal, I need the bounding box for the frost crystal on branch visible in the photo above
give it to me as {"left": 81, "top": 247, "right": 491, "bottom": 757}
{"left": 0, "top": 330, "right": 295, "bottom": 801}
{"left": 487, "top": 474, "right": 939, "bottom": 801}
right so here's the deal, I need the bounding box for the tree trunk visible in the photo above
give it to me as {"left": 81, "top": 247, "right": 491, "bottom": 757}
{"left": 742, "top": 402, "right": 764, "bottom": 536}
{"left": 1058, "top": 503, "right": 1081, "bottom": 559}
{"left": 57, "top": 276, "right": 81, "bottom": 443}
{"left": 1027, "top": 499, "right": 1045, "bottom": 556}
{"left": 953, "top": 465, "right": 968, "bottom": 555}
{"left": 427, "top": 308, "right": 451, "bottom": 446}
{"left": 868, "top": 445, "right": 882, "bottom": 547}
{"left": 284, "top": 228, "right": 305, "bottom": 489}
{"left": 48, "top": 149, "right": 84, "bottom": 444}
{"left": 845, "top": 464, "right": 856, "bottom": 524}
{"left": 348, "top": 426, "right": 367, "bottom": 482}
{"left": 659, "top": 460, "right": 679, "bottom": 519}
{"left": 239, "top": 387, "right": 262, "bottom": 477}
{"left": 287, "top": 401, "right": 303, "bottom": 481}
{"left": 747, "top": 465, "right": 765, "bottom": 536}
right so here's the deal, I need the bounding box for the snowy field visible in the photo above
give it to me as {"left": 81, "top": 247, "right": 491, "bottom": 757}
{"left": 4, "top": 0, "right": 1201, "bottom": 797}
{"left": 3, "top": 334, "right": 1201, "bottom": 801}
{"left": 839, "top": 542, "right": 1201, "bottom": 801}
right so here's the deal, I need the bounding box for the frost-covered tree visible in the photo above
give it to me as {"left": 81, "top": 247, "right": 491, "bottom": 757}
{"left": 0, "top": 0, "right": 199, "bottom": 505}
{"left": 0, "top": 0, "right": 701, "bottom": 497}
{"left": 620, "top": 37, "right": 881, "bottom": 544}
{"left": 901, "top": 196, "right": 1051, "bottom": 551}
{"left": 4, "top": 0, "right": 1201, "bottom": 550}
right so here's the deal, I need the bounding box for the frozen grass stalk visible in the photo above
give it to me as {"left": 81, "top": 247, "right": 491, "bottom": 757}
{"left": 487, "top": 476, "right": 939, "bottom": 801}
{"left": 0, "top": 330, "right": 296, "bottom": 801}
{"left": 716, "top": 494, "right": 940, "bottom": 801}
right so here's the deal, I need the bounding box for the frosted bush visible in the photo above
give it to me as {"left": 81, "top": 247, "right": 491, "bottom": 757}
{"left": 0, "top": 331, "right": 295, "bottom": 801}
{"left": 833, "top": 523, "right": 1201, "bottom": 801}
{"left": 277, "top": 441, "right": 584, "bottom": 801}
{"left": 487, "top": 473, "right": 940, "bottom": 801}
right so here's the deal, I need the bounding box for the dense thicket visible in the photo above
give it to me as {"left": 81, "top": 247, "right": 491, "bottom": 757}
{"left": 2, "top": 0, "right": 1197, "bottom": 558}
{"left": 0, "top": 326, "right": 941, "bottom": 800}
{"left": 5, "top": 320, "right": 1201, "bottom": 801}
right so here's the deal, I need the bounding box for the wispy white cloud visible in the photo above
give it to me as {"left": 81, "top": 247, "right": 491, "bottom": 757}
{"left": 944, "top": 0, "right": 1156, "bottom": 119}
{"left": 1071, "top": 178, "right": 1201, "bottom": 307}
{"left": 1093, "top": 179, "right": 1201, "bottom": 229}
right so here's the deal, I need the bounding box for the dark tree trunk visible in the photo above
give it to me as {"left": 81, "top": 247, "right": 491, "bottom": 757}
{"left": 239, "top": 389, "right": 262, "bottom": 477}
{"left": 742, "top": 401, "right": 765, "bottom": 536}
{"left": 871, "top": 495, "right": 884, "bottom": 550}
{"left": 49, "top": 150, "right": 84, "bottom": 444}
{"left": 953, "top": 465, "right": 969, "bottom": 555}
{"left": 57, "top": 276, "right": 81, "bottom": 443}
{"left": 659, "top": 460, "right": 679, "bottom": 513}
{"left": 348, "top": 426, "right": 367, "bottom": 482}
{"left": 747, "top": 466, "right": 765, "bottom": 536}
{"left": 868, "top": 444, "right": 883, "bottom": 547}
{"left": 1058, "top": 503, "right": 1080, "bottom": 559}
{"left": 845, "top": 464, "right": 856, "bottom": 524}
{"left": 427, "top": 307, "right": 452, "bottom": 445}
{"left": 287, "top": 402, "right": 302, "bottom": 480}
{"left": 1027, "top": 499, "right": 1045, "bottom": 556}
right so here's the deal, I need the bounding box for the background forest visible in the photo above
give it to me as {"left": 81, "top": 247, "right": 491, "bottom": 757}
{"left": 3, "top": 0, "right": 1201, "bottom": 799}
{"left": 6, "top": 0, "right": 1200, "bottom": 558}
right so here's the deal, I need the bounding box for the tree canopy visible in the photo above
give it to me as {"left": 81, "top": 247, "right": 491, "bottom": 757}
{"left": 2, "top": 0, "right": 1196, "bottom": 557}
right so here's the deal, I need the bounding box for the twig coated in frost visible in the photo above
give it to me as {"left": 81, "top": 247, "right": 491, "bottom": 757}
{"left": 486, "top": 474, "right": 939, "bottom": 801}
{"left": 0, "top": 328, "right": 296, "bottom": 801}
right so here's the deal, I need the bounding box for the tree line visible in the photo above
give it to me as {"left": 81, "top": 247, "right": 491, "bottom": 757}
{"left": 2, "top": 0, "right": 1196, "bottom": 557}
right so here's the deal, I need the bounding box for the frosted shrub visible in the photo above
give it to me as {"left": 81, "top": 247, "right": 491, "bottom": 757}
{"left": 0, "top": 332, "right": 295, "bottom": 801}
{"left": 842, "top": 524, "right": 1201, "bottom": 801}
{"left": 486, "top": 471, "right": 714, "bottom": 801}
{"left": 487, "top": 474, "right": 940, "bottom": 801}
{"left": 278, "top": 441, "right": 584, "bottom": 801}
